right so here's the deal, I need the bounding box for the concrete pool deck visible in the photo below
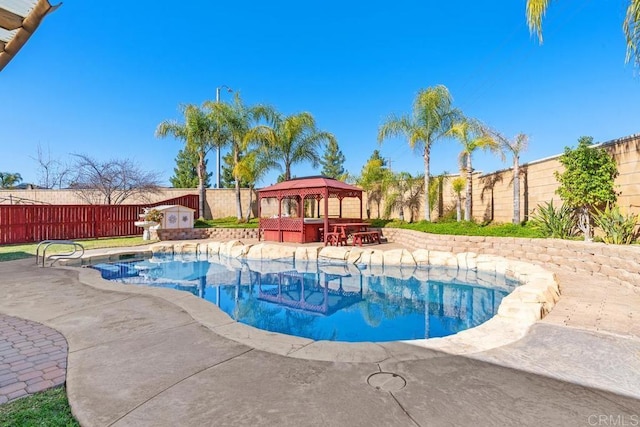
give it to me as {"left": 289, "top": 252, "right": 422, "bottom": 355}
{"left": 0, "top": 241, "right": 639, "bottom": 426}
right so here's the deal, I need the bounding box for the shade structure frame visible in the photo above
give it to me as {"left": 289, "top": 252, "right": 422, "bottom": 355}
{"left": 0, "top": 0, "right": 60, "bottom": 72}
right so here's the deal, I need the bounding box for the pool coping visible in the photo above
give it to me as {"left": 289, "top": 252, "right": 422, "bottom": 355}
{"left": 63, "top": 240, "right": 561, "bottom": 362}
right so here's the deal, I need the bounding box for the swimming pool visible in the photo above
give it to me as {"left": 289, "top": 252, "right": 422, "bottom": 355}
{"left": 92, "top": 254, "right": 518, "bottom": 343}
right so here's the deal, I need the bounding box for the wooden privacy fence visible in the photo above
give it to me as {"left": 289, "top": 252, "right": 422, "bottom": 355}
{"left": 0, "top": 195, "right": 199, "bottom": 245}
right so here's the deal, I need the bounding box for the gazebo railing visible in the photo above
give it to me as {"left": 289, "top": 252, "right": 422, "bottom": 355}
{"left": 260, "top": 217, "right": 304, "bottom": 232}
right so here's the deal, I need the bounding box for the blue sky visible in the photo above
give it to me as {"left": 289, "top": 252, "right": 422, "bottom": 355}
{"left": 2, "top": 1, "right": 638, "bottom": 187}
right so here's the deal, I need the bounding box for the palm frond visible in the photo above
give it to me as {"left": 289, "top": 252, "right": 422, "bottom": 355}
{"left": 377, "top": 114, "right": 412, "bottom": 143}
{"left": 526, "top": 0, "right": 551, "bottom": 43}
{"left": 624, "top": 0, "right": 640, "bottom": 66}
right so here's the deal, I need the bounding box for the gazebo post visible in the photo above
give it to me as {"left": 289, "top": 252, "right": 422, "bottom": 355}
{"left": 323, "top": 187, "right": 329, "bottom": 245}
{"left": 257, "top": 194, "right": 262, "bottom": 241}
{"left": 359, "top": 195, "right": 363, "bottom": 220}
{"left": 339, "top": 197, "right": 343, "bottom": 218}
{"left": 277, "top": 194, "right": 283, "bottom": 242}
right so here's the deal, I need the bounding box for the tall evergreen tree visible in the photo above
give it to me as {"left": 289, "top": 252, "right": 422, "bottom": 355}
{"left": 369, "top": 150, "right": 387, "bottom": 167}
{"left": 170, "top": 148, "right": 212, "bottom": 188}
{"left": 320, "top": 139, "right": 346, "bottom": 179}
{"left": 221, "top": 151, "right": 249, "bottom": 188}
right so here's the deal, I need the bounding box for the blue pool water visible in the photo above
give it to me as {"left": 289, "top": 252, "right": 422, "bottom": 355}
{"left": 92, "top": 254, "right": 517, "bottom": 343}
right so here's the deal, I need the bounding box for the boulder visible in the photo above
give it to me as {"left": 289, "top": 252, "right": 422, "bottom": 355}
{"left": 383, "top": 249, "right": 416, "bottom": 266}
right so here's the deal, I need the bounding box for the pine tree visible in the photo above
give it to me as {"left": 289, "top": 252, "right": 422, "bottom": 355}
{"left": 369, "top": 149, "right": 387, "bottom": 167}
{"left": 170, "top": 148, "right": 211, "bottom": 188}
{"left": 221, "top": 151, "right": 249, "bottom": 188}
{"left": 320, "top": 139, "right": 346, "bottom": 179}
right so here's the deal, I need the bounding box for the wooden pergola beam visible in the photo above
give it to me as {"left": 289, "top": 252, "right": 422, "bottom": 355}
{"left": 0, "top": 7, "right": 23, "bottom": 30}
{"left": 0, "top": 0, "right": 60, "bottom": 72}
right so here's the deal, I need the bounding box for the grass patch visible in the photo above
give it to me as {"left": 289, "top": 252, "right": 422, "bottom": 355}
{"left": 194, "top": 216, "right": 543, "bottom": 238}
{"left": 385, "top": 220, "right": 544, "bottom": 238}
{"left": 0, "top": 387, "right": 79, "bottom": 427}
{"left": 195, "top": 217, "right": 259, "bottom": 228}
{"left": 0, "top": 236, "right": 153, "bottom": 263}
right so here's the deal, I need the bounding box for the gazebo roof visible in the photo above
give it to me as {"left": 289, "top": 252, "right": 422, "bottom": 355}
{"left": 0, "top": 0, "right": 60, "bottom": 72}
{"left": 258, "top": 176, "right": 362, "bottom": 198}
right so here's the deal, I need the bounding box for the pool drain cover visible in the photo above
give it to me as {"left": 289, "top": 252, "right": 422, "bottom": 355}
{"left": 367, "top": 372, "right": 406, "bottom": 392}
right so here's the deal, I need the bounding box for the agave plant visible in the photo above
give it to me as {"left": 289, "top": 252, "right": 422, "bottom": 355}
{"left": 528, "top": 200, "right": 577, "bottom": 239}
{"left": 593, "top": 204, "right": 639, "bottom": 245}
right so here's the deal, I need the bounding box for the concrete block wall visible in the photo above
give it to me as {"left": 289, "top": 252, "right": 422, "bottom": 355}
{"left": 380, "top": 228, "right": 640, "bottom": 289}
{"left": 4, "top": 134, "right": 639, "bottom": 223}
{"left": 439, "top": 134, "right": 640, "bottom": 223}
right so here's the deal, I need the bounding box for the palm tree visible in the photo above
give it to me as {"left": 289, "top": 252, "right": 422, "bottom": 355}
{"left": 234, "top": 148, "right": 278, "bottom": 222}
{"left": 378, "top": 85, "right": 460, "bottom": 221}
{"left": 156, "top": 104, "right": 225, "bottom": 219}
{"left": 384, "top": 171, "right": 424, "bottom": 222}
{"left": 204, "top": 95, "right": 272, "bottom": 220}
{"left": 492, "top": 132, "right": 529, "bottom": 224}
{"left": 429, "top": 173, "right": 448, "bottom": 219}
{"left": 405, "top": 174, "right": 425, "bottom": 222}
{"left": 250, "top": 111, "right": 335, "bottom": 183}
{"left": 384, "top": 172, "right": 409, "bottom": 221}
{"left": 526, "top": 0, "right": 640, "bottom": 67}
{"left": 446, "top": 119, "right": 498, "bottom": 221}
{"left": 451, "top": 176, "right": 466, "bottom": 222}
{"left": 0, "top": 172, "right": 22, "bottom": 189}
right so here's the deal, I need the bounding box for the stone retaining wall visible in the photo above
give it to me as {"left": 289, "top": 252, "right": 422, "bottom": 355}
{"left": 380, "top": 228, "right": 640, "bottom": 289}
{"left": 155, "top": 227, "right": 258, "bottom": 241}
{"left": 155, "top": 226, "right": 640, "bottom": 290}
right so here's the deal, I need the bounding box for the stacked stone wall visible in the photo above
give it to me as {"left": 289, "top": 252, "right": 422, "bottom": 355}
{"left": 380, "top": 228, "right": 640, "bottom": 289}
{"left": 155, "top": 227, "right": 258, "bottom": 241}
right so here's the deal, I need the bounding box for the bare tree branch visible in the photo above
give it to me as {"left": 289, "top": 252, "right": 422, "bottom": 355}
{"left": 68, "top": 154, "right": 162, "bottom": 205}
{"left": 30, "top": 144, "right": 71, "bottom": 189}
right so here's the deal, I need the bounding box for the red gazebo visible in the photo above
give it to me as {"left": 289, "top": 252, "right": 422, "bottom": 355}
{"left": 257, "top": 176, "right": 363, "bottom": 244}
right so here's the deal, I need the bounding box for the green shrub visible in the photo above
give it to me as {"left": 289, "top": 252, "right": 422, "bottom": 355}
{"left": 367, "top": 218, "right": 393, "bottom": 228}
{"left": 528, "top": 200, "right": 577, "bottom": 239}
{"left": 593, "top": 204, "right": 639, "bottom": 245}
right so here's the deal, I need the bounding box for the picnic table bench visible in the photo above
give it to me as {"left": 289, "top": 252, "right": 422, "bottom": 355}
{"left": 351, "top": 231, "right": 380, "bottom": 246}
{"left": 325, "top": 222, "right": 380, "bottom": 246}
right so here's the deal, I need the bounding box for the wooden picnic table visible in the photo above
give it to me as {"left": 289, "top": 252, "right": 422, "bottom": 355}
{"left": 325, "top": 222, "right": 380, "bottom": 246}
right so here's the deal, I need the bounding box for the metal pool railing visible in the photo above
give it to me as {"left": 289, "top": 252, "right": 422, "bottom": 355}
{"left": 35, "top": 240, "right": 85, "bottom": 267}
